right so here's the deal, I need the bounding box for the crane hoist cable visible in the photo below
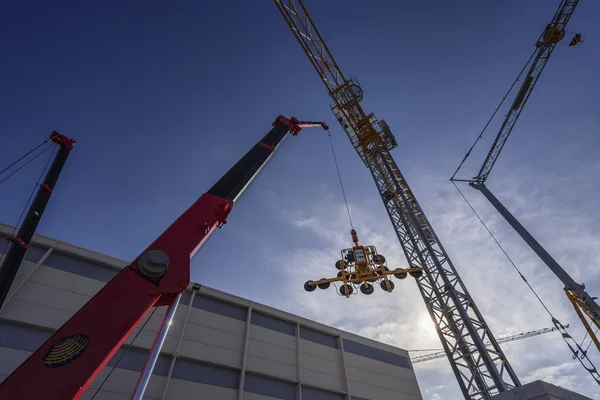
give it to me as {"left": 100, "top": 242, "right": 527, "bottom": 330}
{"left": 328, "top": 132, "right": 354, "bottom": 231}
{"left": 0, "top": 143, "right": 56, "bottom": 258}
{"left": 328, "top": 132, "right": 362, "bottom": 298}
{"left": 450, "top": 48, "right": 537, "bottom": 182}
{"left": 90, "top": 307, "right": 159, "bottom": 399}
{"left": 451, "top": 180, "right": 600, "bottom": 384}
{"left": 0, "top": 141, "right": 54, "bottom": 186}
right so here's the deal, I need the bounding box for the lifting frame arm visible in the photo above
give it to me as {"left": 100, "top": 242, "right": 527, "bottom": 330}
{"left": 0, "top": 115, "right": 328, "bottom": 400}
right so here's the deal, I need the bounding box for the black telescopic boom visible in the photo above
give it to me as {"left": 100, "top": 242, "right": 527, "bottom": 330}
{"left": 207, "top": 116, "right": 297, "bottom": 202}
{"left": 0, "top": 131, "right": 75, "bottom": 310}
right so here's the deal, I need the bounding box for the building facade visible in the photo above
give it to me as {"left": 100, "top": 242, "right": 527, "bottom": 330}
{"left": 0, "top": 223, "right": 422, "bottom": 399}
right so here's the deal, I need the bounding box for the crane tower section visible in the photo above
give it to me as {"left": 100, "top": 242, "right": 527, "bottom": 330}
{"left": 274, "top": 1, "right": 520, "bottom": 398}
{"left": 475, "top": 0, "right": 579, "bottom": 183}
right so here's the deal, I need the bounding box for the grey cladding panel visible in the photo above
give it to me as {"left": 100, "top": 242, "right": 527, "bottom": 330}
{"left": 343, "top": 339, "right": 411, "bottom": 369}
{"left": 244, "top": 373, "right": 297, "bottom": 400}
{"left": 0, "top": 319, "right": 53, "bottom": 351}
{"left": 180, "top": 290, "right": 192, "bottom": 306}
{"left": 300, "top": 326, "right": 338, "bottom": 349}
{"left": 192, "top": 294, "right": 247, "bottom": 321}
{"left": 251, "top": 311, "right": 295, "bottom": 336}
{"left": 0, "top": 320, "right": 240, "bottom": 390}
{"left": 44, "top": 251, "right": 118, "bottom": 282}
{"left": 108, "top": 347, "right": 170, "bottom": 376}
{"left": 23, "top": 245, "right": 48, "bottom": 263}
{"left": 110, "top": 349, "right": 239, "bottom": 389}
{"left": 173, "top": 357, "right": 239, "bottom": 389}
{"left": 301, "top": 386, "right": 345, "bottom": 400}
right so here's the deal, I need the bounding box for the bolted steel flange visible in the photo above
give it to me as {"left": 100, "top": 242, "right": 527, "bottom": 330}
{"left": 137, "top": 250, "right": 170, "bottom": 278}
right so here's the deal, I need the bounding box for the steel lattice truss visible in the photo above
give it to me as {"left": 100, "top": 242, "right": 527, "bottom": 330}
{"left": 366, "top": 146, "right": 519, "bottom": 397}
{"left": 274, "top": 0, "right": 520, "bottom": 398}
{"left": 412, "top": 326, "right": 561, "bottom": 364}
{"left": 475, "top": 0, "right": 579, "bottom": 183}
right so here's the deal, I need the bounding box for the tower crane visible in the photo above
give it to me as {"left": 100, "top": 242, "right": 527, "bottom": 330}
{"left": 411, "top": 325, "right": 566, "bottom": 364}
{"left": 450, "top": 0, "right": 600, "bottom": 366}
{"left": 274, "top": 1, "right": 520, "bottom": 398}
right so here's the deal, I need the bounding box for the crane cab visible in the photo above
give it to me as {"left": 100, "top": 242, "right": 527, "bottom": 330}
{"left": 536, "top": 24, "right": 565, "bottom": 47}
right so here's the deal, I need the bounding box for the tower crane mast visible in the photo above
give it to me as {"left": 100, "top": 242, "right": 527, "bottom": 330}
{"left": 274, "top": 1, "right": 520, "bottom": 398}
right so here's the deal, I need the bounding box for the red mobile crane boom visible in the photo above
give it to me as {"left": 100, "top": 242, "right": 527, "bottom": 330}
{"left": 0, "top": 116, "right": 328, "bottom": 399}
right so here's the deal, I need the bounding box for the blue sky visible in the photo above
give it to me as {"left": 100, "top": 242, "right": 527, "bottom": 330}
{"left": 1, "top": 1, "right": 600, "bottom": 398}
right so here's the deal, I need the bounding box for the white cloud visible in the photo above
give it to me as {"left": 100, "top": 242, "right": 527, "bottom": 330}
{"left": 259, "top": 159, "right": 600, "bottom": 399}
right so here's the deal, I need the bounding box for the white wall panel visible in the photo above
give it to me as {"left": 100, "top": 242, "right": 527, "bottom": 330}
{"left": 300, "top": 339, "right": 339, "bottom": 362}
{"left": 301, "top": 368, "right": 344, "bottom": 393}
{"left": 13, "top": 280, "right": 91, "bottom": 313}
{"left": 249, "top": 325, "right": 296, "bottom": 350}
{"left": 187, "top": 308, "right": 246, "bottom": 336}
{"left": 248, "top": 338, "right": 296, "bottom": 366}
{"left": 6, "top": 260, "right": 38, "bottom": 300}
{"left": 349, "top": 379, "right": 422, "bottom": 400}
{"left": 347, "top": 365, "right": 421, "bottom": 396}
{"left": 183, "top": 320, "right": 244, "bottom": 352}
{"left": 243, "top": 392, "right": 283, "bottom": 400}
{"left": 0, "top": 348, "right": 30, "bottom": 384}
{"left": 163, "top": 378, "right": 238, "bottom": 400}
{"left": 178, "top": 339, "right": 242, "bottom": 368}
{"left": 345, "top": 353, "right": 415, "bottom": 382}
{"left": 300, "top": 353, "right": 341, "bottom": 378}
{"left": 79, "top": 391, "right": 131, "bottom": 400}
{"left": 84, "top": 368, "right": 165, "bottom": 399}
{"left": 246, "top": 354, "right": 297, "bottom": 381}
{"left": 0, "top": 298, "right": 73, "bottom": 328}
{"left": 30, "top": 266, "right": 105, "bottom": 296}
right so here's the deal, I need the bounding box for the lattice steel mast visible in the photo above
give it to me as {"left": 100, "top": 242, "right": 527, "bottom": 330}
{"left": 472, "top": 0, "right": 579, "bottom": 184}
{"left": 274, "top": 1, "right": 520, "bottom": 398}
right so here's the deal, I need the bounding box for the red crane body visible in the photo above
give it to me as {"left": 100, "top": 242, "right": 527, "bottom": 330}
{"left": 0, "top": 116, "right": 327, "bottom": 399}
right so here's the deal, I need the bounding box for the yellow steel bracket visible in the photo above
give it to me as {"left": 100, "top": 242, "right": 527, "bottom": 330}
{"left": 566, "top": 290, "right": 600, "bottom": 352}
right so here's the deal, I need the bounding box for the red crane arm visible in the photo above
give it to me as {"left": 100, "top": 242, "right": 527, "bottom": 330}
{"left": 0, "top": 116, "right": 327, "bottom": 399}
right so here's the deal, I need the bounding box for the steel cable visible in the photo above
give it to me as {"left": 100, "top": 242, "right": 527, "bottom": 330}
{"left": 328, "top": 132, "right": 354, "bottom": 230}
{"left": 0, "top": 138, "right": 51, "bottom": 180}
{"left": 90, "top": 307, "right": 159, "bottom": 399}
{"left": 450, "top": 48, "right": 538, "bottom": 181}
